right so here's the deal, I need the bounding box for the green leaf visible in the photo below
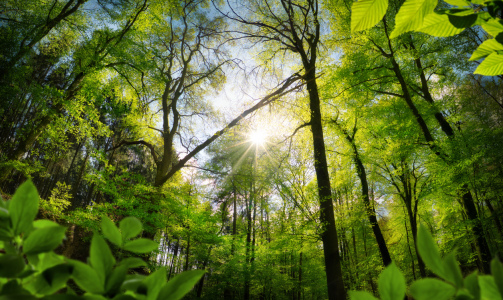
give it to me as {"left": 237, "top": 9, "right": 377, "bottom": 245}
{"left": 455, "top": 289, "right": 475, "bottom": 300}
{"left": 442, "top": 252, "right": 463, "bottom": 288}
{"left": 349, "top": 290, "right": 379, "bottom": 300}
{"left": 105, "top": 264, "right": 127, "bottom": 295}
{"left": 110, "top": 296, "right": 136, "bottom": 300}
{"left": 479, "top": 275, "right": 503, "bottom": 300}
{"left": 482, "top": 19, "right": 503, "bottom": 36}
{"left": 33, "top": 220, "right": 60, "bottom": 229}
{"left": 464, "top": 272, "right": 480, "bottom": 300}
{"left": 101, "top": 217, "right": 122, "bottom": 247}
{"left": 390, "top": 0, "right": 437, "bottom": 38}
{"left": 90, "top": 234, "right": 116, "bottom": 284}
{"left": 378, "top": 262, "right": 405, "bottom": 300}
{"left": 42, "top": 295, "right": 81, "bottom": 300}
{"left": 156, "top": 270, "right": 205, "bottom": 300}
{"left": 119, "top": 257, "right": 147, "bottom": 269}
{"left": 119, "top": 217, "right": 142, "bottom": 240}
{"left": 23, "top": 226, "right": 67, "bottom": 255}
{"left": 351, "top": 0, "right": 389, "bottom": 32}
{"left": 123, "top": 239, "right": 158, "bottom": 253}
{"left": 143, "top": 268, "right": 167, "bottom": 300}
{"left": 486, "top": 0, "right": 503, "bottom": 19}
{"left": 10, "top": 180, "right": 39, "bottom": 235}
{"left": 70, "top": 259, "right": 105, "bottom": 294}
{"left": 409, "top": 278, "right": 456, "bottom": 300}
{"left": 491, "top": 258, "right": 503, "bottom": 298}
{"left": 443, "top": 0, "right": 470, "bottom": 6}
{"left": 474, "top": 52, "right": 503, "bottom": 75}
{"left": 37, "top": 252, "right": 66, "bottom": 272}
{"left": 448, "top": 13, "right": 478, "bottom": 28}
{"left": 121, "top": 274, "right": 146, "bottom": 292}
{"left": 417, "top": 225, "right": 445, "bottom": 277}
{"left": 27, "top": 264, "right": 73, "bottom": 295}
{"left": 416, "top": 12, "right": 464, "bottom": 36}
{"left": 0, "top": 254, "right": 25, "bottom": 277}
{"left": 469, "top": 39, "right": 503, "bottom": 61}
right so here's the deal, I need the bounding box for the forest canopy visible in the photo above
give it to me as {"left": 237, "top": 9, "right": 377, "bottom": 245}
{"left": 0, "top": 0, "right": 502, "bottom": 299}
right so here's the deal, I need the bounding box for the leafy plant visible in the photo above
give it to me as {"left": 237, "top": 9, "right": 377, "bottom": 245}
{"left": 351, "top": 0, "right": 503, "bottom": 75}
{"left": 349, "top": 224, "right": 503, "bottom": 300}
{"left": 0, "top": 180, "right": 204, "bottom": 299}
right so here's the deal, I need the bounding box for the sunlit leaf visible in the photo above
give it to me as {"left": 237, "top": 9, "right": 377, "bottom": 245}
{"left": 351, "top": 0, "right": 389, "bottom": 32}
{"left": 390, "top": 0, "right": 437, "bottom": 38}
{"left": 469, "top": 39, "right": 503, "bottom": 61}
{"left": 378, "top": 262, "right": 405, "bottom": 300}
{"left": 416, "top": 12, "right": 464, "bottom": 36}
{"left": 409, "top": 278, "right": 456, "bottom": 300}
{"left": 474, "top": 52, "right": 503, "bottom": 75}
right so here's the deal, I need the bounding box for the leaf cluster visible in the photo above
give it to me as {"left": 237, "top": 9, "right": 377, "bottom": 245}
{"left": 0, "top": 180, "right": 204, "bottom": 300}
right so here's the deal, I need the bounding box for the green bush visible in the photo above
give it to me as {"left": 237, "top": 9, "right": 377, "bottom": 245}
{"left": 0, "top": 180, "right": 204, "bottom": 300}
{"left": 349, "top": 225, "right": 503, "bottom": 300}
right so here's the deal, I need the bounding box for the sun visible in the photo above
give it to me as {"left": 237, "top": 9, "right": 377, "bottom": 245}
{"left": 249, "top": 128, "right": 267, "bottom": 146}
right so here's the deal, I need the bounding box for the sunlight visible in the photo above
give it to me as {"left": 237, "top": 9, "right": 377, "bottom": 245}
{"left": 249, "top": 128, "right": 267, "bottom": 146}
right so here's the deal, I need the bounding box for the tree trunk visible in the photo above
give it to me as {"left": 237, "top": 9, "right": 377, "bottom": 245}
{"left": 306, "top": 74, "right": 346, "bottom": 299}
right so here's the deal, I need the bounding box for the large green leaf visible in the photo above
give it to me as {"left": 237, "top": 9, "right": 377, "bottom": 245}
{"left": 469, "top": 39, "right": 503, "bottom": 61}
{"left": 417, "top": 225, "right": 445, "bottom": 277}
{"left": 123, "top": 239, "right": 158, "bottom": 253}
{"left": 119, "top": 257, "right": 147, "bottom": 269}
{"left": 448, "top": 13, "right": 478, "bottom": 28}
{"left": 442, "top": 252, "right": 463, "bottom": 288}
{"left": 443, "top": 0, "right": 470, "bottom": 6}
{"left": 156, "top": 270, "right": 205, "bottom": 300}
{"left": 464, "top": 272, "right": 480, "bottom": 299}
{"left": 10, "top": 180, "right": 39, "bottom": 235}
{"left": 105, "top": 265, "right": 127, "bottom": 295}
{"left": 416, "top": 12, "right": 464, "bottom": 36}
{"left": 0, "top": 254, "right": 25, "bottom": 277}
{"left": 90, "top": 234, "right": 116, "bottom": 284}
{"left": 478, "top": 275, "right": 503, "bottom": 300}
{"left": 70, "top": 260, "right": 105, "bottom": 294}
{"left": 474, "top": 52, "right": 503, "bottom": 75}
{"left": 409, "top": 278, "right": 456, "bottom": 300}
{"left": 119, "top": 217, "right": 142, "bottom": 240}
{"left": 390, "top": 0, "right": 437, "bottom": 38}
{"left": 377, "top": 262, "right": 405, "bottom": 300}
{"left": 351, "top": 0, "right": 388, "bottom": 32}
{"left": 23, "top": 226, "right": 67, "bottom": 255}
{"left": 26, "top": 264, "right": 73, "bottom": 295}
{"left": 142, "top": 268, "right": 167, "bottom": 300}
{"left": 101, "top": 217, "right": 122, "bottom": 247}
{"left": 349, "top": 291, "right": 379, "bottom": 300}
{"left": 492, "top": 258, "right": 503, "bottom": 298}
{"left": 482, "top": 19, "right": 503, "bottom": 36}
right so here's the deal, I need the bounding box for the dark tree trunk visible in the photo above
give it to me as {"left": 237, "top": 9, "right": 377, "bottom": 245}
{"left": 336, "top": 124, "right": 392, "bottom": 267}
{"left": 306, "top": 75, "right": 346, "bottom": 299}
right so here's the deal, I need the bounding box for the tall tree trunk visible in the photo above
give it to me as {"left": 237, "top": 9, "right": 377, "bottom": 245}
{"left": 306, "top": 74, "right": 345, "bottom": 299}
{"left": 168, "top": 238, "right": 179, "bottom": 280}
{"left": 381, "top": 19, "right": 492, "bottom": 273}
{"left": 336, "top": 123, "right": 392, "bottom": 266}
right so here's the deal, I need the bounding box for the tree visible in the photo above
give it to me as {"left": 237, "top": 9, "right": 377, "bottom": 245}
{"left": 220, "top": 0, "right": 347, "bottom": 297}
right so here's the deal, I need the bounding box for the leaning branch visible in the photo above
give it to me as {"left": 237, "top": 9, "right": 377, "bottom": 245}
{"left": 160, "top": 74, "right": 303, "bottom": 184}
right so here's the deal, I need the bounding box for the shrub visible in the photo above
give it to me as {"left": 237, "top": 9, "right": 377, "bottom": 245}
{"left": 349, "top": 225, "right": 503, "bottom": 300}
{"left": 0, "top": 180, "right": 204, "bottom": 299}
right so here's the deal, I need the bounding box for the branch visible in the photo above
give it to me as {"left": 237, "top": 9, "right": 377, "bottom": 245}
{"left": 159, "top": 73, "right": 303, "bottom": 184}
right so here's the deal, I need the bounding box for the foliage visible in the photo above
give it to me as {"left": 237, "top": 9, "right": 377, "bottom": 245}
{"left": 40, "top": 181, "right": 72, "bottom": 221}
{"left": 0, "top": 180, "right": 204, "bottom": 299}
{"left": 349, "top": 224, "right": 503, "bottom": 300}
{"left": 351, "top": 0, "right": 503, "bottom": 75}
